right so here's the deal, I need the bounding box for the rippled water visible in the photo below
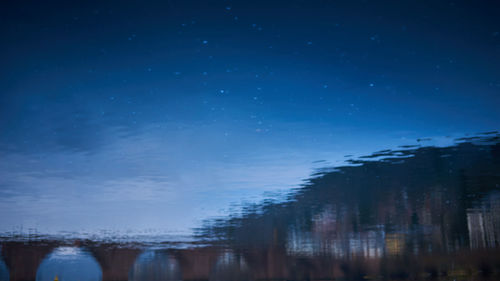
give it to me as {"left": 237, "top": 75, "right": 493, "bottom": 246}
{"left": 2, "top": 1, "right": 500, "bottom": 279}
{"left": 1, "top": 133, "right": 499, "bottom": 280}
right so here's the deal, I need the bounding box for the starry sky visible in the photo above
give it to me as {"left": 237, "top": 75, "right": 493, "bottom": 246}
{"left": 0, "top": 0, "right": 499, "bottom": 237}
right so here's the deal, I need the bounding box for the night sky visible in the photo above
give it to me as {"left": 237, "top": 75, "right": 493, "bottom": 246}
{"left": 0, "top": 0, "right": 499, "bottom": 237}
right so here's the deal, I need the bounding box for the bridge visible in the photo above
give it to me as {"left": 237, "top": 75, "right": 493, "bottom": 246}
{"left": 2, "top": 239, "right": 497, "bottom": 280}
{"left": 0, "top": 239, "right": 348, "bottom": 281}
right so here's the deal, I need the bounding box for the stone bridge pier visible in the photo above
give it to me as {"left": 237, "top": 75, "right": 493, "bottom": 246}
{"left": 1, "top": 240, "right": 60, "bottom": 281}
{"left": 85, "top": 243, "right": 142, "bottom": 281}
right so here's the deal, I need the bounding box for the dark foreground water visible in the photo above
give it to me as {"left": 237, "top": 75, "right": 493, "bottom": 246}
{"left": 1, "top": 133, "right": 499, "bottom": 280}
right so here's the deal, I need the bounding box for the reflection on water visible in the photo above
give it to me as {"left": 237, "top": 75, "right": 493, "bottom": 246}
{"left": 1, "top": 134, "right": 499, "bottom": 280}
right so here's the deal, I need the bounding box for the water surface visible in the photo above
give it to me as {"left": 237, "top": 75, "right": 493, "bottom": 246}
{"left": 1, "top": 134, "right": 499, "bottom": 280}
{"left": 1, "top": 0, "right": 500, "bottom": 279}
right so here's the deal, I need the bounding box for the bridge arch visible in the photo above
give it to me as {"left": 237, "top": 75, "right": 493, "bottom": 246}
{"left": 0, "top": 252, "right": 8, "bottom": 281}
{"left": 129, "top": 250, "right": 182, "bottom": 281}
{"left": 36, "top": 246, "right": 102, "bottom": 281}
